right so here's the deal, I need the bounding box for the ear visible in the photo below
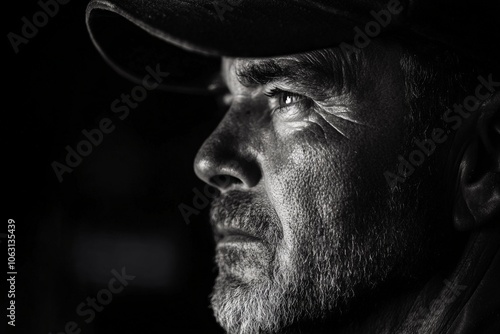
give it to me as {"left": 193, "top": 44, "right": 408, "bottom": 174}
{"left": 453, "top": 91, "right": 500, "bottom": 231}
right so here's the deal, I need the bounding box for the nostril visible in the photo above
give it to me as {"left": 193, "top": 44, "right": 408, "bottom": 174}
{"left": 210, "top": 175, "right": 242, "bottom": 189}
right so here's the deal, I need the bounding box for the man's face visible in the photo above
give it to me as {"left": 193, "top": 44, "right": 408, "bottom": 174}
{"left": 194, "top": 42, "right": 444, "bottom": 334}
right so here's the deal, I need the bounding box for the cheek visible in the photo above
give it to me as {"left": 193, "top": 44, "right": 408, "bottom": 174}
{"left": 262, "top": 134, "right": 356, "bottom": 248}
{"left": 261, "top": 121, "right": 405, "bottom": 247}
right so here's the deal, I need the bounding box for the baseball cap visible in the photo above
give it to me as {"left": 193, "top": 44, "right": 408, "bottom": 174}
{"left": 85, "top": 0, "right": 500, "bottom": 94}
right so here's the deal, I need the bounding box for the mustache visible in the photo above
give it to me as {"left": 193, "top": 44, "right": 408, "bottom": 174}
{"left": 209, "top": 190, "right": 282, "bottom": 244}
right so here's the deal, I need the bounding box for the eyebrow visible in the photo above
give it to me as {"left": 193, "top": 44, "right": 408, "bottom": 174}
{"left": 235, "top": 48, "right": 360, "bottom": 97}
{"left": 236, "top": 59, "right": 291, "bottom": 86}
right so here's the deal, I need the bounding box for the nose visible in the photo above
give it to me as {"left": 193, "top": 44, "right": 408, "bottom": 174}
{"left": 194, "top": 113, "right": 261, "bottom": 192}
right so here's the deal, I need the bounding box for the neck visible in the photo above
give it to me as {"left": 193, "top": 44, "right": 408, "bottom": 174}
{"left": 282, "top": 226, "right": 500, "bottom": 334}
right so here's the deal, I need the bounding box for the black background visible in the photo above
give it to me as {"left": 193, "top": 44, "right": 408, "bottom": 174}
{"left": 5, "top": 1, "right": 224, "bottom": 333}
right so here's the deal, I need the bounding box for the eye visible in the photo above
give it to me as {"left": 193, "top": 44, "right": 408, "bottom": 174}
{"left": 264, "top": 88, "right": 313, "bottom": 121}
{"left": 277, "top": 92, "right": 304, "bottom": 107}
{"left": 264, "top": 88, "right": 306, "bottom": 108}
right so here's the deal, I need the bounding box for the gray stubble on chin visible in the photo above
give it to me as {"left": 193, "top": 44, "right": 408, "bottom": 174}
{"left": 215, "top": 242, "right": 274, "bottom": 282}
{"left": 211, "top": 244, "right": 291, "bottom": 334}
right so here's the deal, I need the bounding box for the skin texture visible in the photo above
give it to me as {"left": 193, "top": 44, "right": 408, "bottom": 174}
{"left": 194, "top": 41, "right": 450, "bottom": 334}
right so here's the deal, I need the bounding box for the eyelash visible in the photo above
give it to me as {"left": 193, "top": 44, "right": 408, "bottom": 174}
{"left": 264, "top": 87, "right": 301, "bottom": 99}
{"left": 264, "top": 87, "right": 284, "bottom": 98}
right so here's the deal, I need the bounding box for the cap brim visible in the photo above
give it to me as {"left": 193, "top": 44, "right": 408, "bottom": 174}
{"left": 86, "top": 0, "right": 362, "bottom": 94}
{"left": 86, "top": 0, "right": 500, "bottom": 95}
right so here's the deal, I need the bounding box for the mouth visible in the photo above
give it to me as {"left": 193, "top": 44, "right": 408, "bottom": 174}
{"left": 216, "top": 227, "right": 262, "bottom": 245}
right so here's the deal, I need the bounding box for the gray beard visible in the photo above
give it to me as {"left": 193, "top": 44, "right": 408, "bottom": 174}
{"left": 210, "top": 179, "right": 445, "bottom": 334}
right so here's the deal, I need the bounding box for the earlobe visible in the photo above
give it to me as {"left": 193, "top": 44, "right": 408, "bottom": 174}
{"left": 453, "top": 92, "right": 500, "bottom": 231}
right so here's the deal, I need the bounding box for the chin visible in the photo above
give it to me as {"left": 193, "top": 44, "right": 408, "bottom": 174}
{"left": 211, "top": 269, "right": 290, "bottom": 334}
{"left": 210, "top": 244, "right": 338, "bottom": 334}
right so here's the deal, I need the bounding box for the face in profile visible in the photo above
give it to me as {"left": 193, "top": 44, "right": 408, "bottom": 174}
{"left": 194, "top": 41, "right": 451, "bottom": 334}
